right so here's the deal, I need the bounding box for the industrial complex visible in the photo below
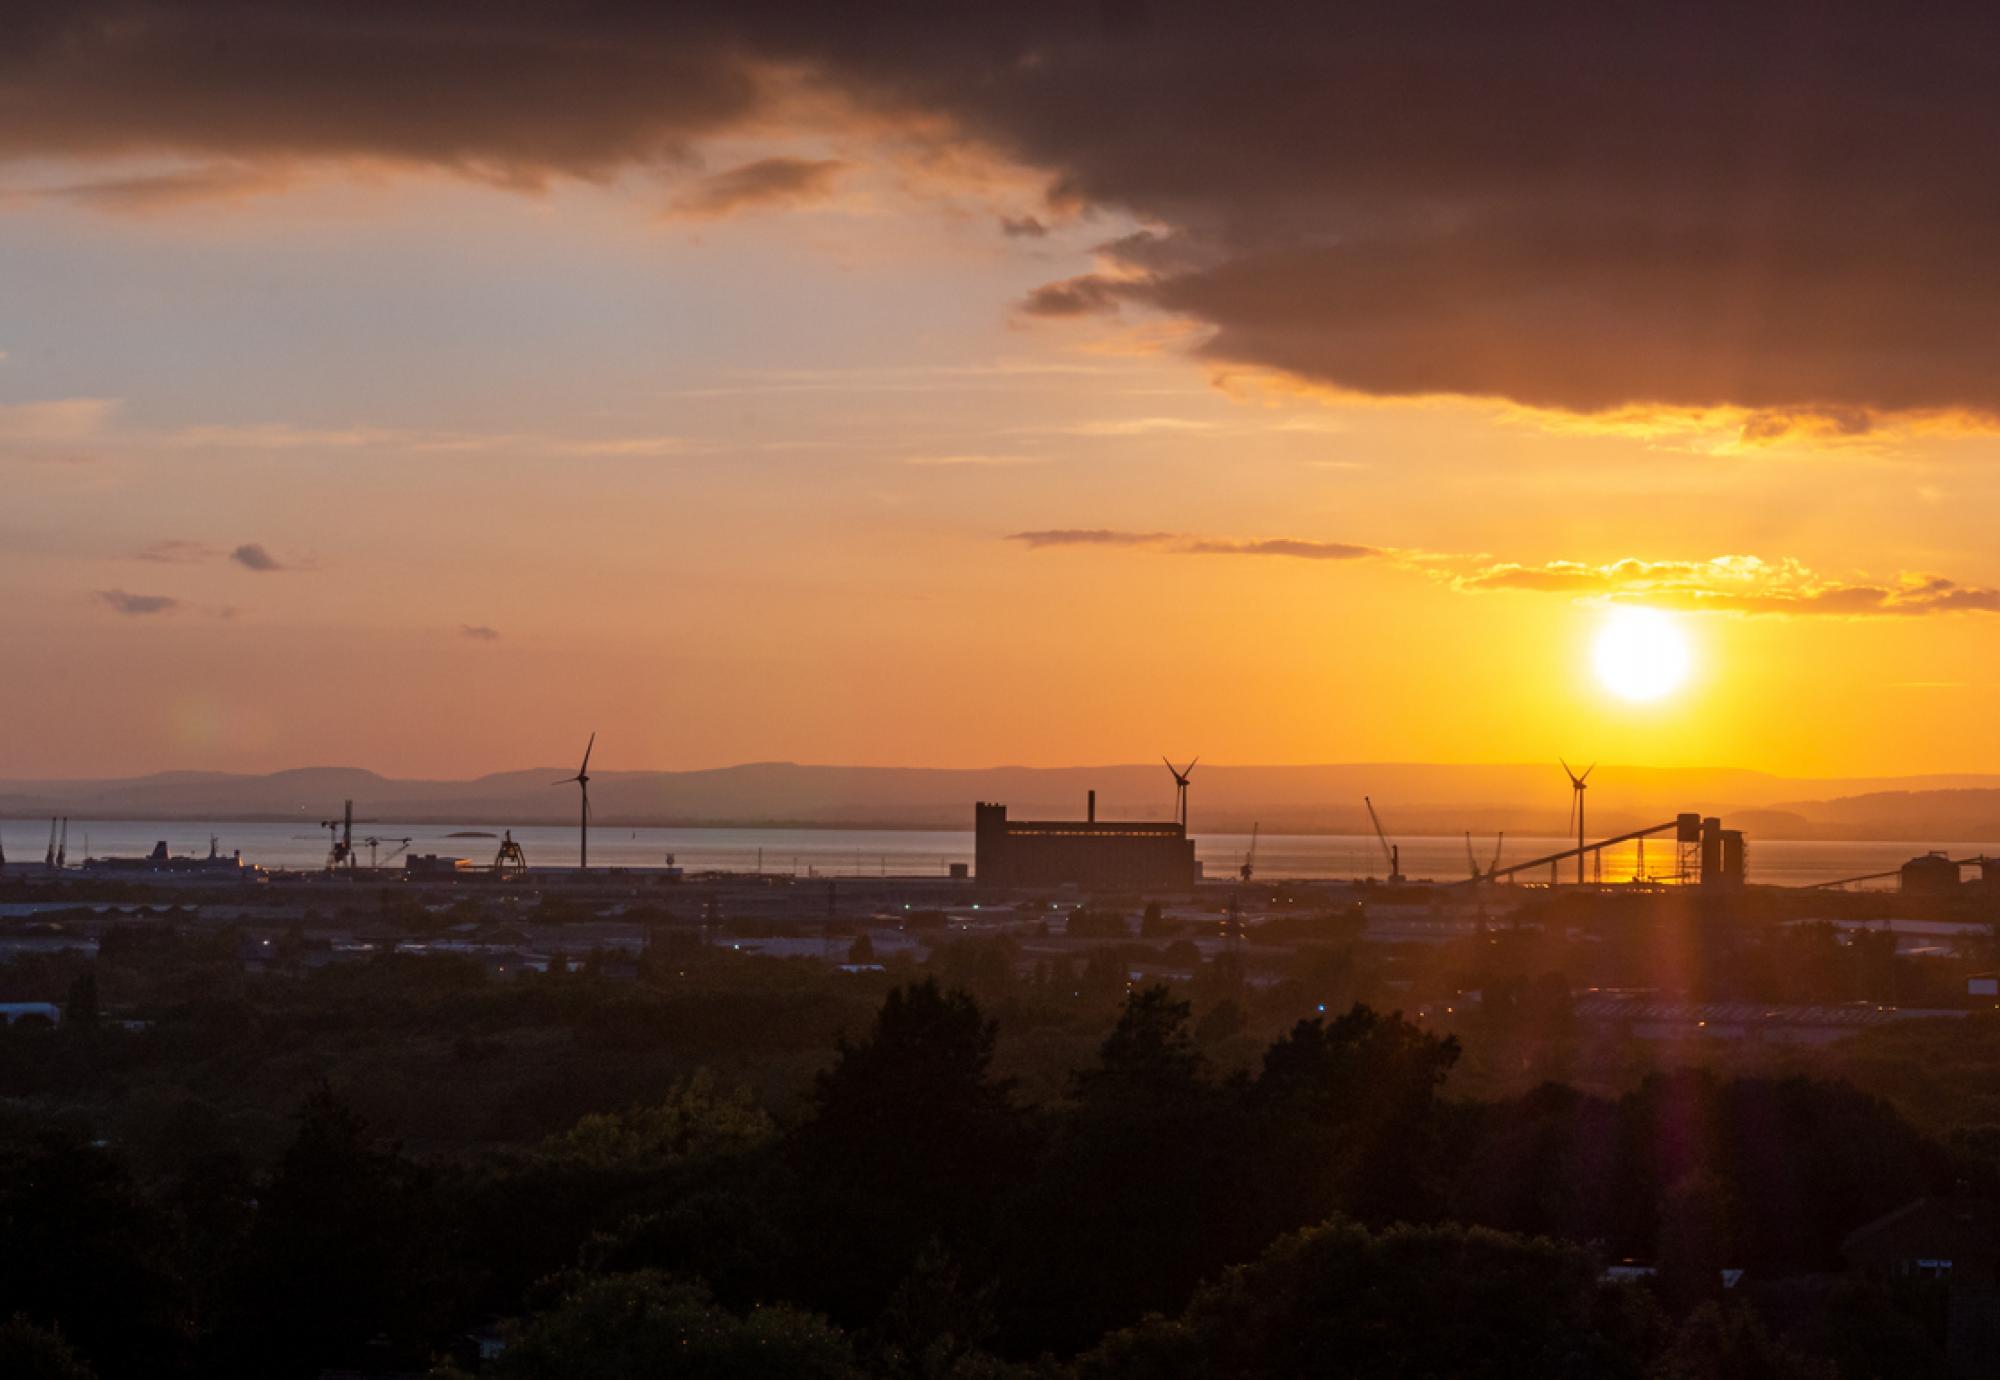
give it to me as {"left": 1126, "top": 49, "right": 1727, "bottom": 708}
{"left": 974, "top": 794, "right": 1198, "bottom": 892}
{"left": 9, "top": 752, "right": 1999, "bottom": 900}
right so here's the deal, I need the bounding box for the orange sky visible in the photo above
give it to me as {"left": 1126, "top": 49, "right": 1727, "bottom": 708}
{"left": 7, "top": 10, "right": 2000, "bottom": 780}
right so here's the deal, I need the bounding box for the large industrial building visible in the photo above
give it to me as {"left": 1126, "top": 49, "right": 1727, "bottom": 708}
{"left": 975, "top": 796, "right": 1198, "bottom": 893}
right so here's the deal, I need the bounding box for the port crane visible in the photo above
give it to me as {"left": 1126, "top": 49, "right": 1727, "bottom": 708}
{"left": 494, "top": 830, "right": 529, "bottom": 878}
{"left": 1464, "top": 831, "right": 1505, "bottom": 882}
{"left": 321, "top": 800, "right": 356, "bottom": 871}
{"left": 361, "top": 835, "right": 413, "bottom": 869}
{"left": 1363, "top": 796, "right": 1404, "bottom": 884}
{"left": 1239, "top": 822, "right": 1261, "bottom": 883}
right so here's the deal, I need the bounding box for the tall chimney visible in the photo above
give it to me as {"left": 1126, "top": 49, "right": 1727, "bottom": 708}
{"left": 1088, "top": 789, "right": 1097, "bottom": 823}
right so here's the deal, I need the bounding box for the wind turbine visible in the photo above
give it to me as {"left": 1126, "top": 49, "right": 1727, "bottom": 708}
{"left": 557, "top": 733, "right": 596, "bottom": 869}
{"left": 1162, "top": 756, "right": 1198, "bottom": 829}
{"left": 1561, "top": 760, "right": 1594, "bottom": 885}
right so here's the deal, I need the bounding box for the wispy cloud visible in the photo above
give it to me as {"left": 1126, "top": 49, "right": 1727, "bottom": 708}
{"left": 135, "top": 539, "right": 214, "bottom": 565}
{"left": 94, "top": 588, "right": 181, "bottom": 616}
{"left": 161, "top": 422, "right": 690, "bottom": 459}
{"left": 1007, "top": 529, "right": 1179, "bottom": 549}
{"left": 229, "top": 542, "right": 285, "bottom": 572}
{"left": 0, "top": 398, "right": 119, "bottom": 444}
{"left": 903, "top": 453, "right": 1049, "bottom": 467}
{"left": 1063, "top": 417, "right": 1217, "bottom": 437}
{"left": 1179, "top": 538, "right": 1379, "bottom": 560}
{"left": 1009, "top": 529, "right": 1383, "bottom": 561}
{"left": 667, "top": 157, "right": 846, "bottom": 219}
{"left": 43, "top": 163, "right": 292, "bottom": 214}
{"left": 1019, "top": 275, "right": 1129, "bottom": 317}
{"left": 459, "top": 624, "right": 501, "bottom": 641}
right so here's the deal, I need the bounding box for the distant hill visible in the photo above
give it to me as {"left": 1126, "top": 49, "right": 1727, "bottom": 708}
{"left": 5, "top": 762, "right": 2000, "bottom": 838}
{"left": 1769, "top": 788, "right": 2000, "bottom": 841}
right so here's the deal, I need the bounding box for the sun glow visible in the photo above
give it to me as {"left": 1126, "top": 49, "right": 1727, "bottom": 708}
{"left": 1593, "top": 606, "right": 1692, "bottom": 702}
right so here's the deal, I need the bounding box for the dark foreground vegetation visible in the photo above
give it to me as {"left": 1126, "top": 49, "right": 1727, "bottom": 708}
{"left": 0, "top": 911, "right": 1996, "bottom": 1378}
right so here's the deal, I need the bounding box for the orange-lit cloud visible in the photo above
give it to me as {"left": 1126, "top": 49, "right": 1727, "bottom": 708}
{"left": 1013, "top": 532, "right": 2000, "bottom": 620}
{"left": 1452, "top": 556, "right": 2000, "bottom": 617}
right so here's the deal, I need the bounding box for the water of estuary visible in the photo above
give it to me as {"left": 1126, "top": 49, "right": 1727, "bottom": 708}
{"left": 8, "top": 820, "right": 1980, "bottom": 889}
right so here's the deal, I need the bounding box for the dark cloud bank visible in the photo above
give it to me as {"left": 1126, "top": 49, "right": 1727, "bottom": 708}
{"left": 11, "top": 3, "right": 2000, "bottom": 415}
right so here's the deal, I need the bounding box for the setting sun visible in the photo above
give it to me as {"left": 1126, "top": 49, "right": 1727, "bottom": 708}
{"left": 1593, "top": 606, "right": 1692, "bottom": 702}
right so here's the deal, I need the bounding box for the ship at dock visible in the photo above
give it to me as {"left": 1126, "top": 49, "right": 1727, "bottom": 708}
{"left": 79, "top": 836, "right": 264, "bottom": 881}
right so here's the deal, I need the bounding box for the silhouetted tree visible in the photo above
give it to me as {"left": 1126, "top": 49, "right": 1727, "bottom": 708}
{"left": 222, "top": 1087, "right": 458, "bottom": 1377}
{"left": 789, "top": 982, "right": 1031, "bottom": 1324}
{"left": 1000, "top": 987, "right": 1232, "bottom": 1354}
{"left": 0, "top": 1314, "right": 98, "bottom": 1380}
{"left": 491, "top": 1272, "right": 863, "bottom": 1379}
{"left": 1242, "top": 1004, "right": 1461, "bottom": 1236}
{"left": 0, "top": 1130, "right": 185, "bottom": 1378}
{"left": 1078, "top": 1218, "right": 1661, "bottom": 1380}
{"left": 1650, "top": 1302, "right": 1835, "bottom": 1380}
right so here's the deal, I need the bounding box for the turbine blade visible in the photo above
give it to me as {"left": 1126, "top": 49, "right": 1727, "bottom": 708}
{"left": 1581, "top": 763, "right": 1596, "bottom": 783}
{"left": 580, "top": 731, "right": 596, "bottom": 775}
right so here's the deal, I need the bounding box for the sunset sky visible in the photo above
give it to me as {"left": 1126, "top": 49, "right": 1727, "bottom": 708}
{"left": 7, "top": 3, "right": 2000, "bottom": 780}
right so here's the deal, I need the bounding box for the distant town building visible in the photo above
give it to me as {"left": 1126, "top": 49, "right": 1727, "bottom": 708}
{"left": 1844, "top": 1198, "right": 1998, "bottom": 1285}
{"left": 974, "top": 799, "right": 1197, "bottom": 893}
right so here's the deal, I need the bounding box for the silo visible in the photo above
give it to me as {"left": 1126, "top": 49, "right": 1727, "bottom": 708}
{"left": 1699, "top": 817, "right": 1723, "bottom": 886}
{"left": 1720, "top": 829, "right": 1746, "bottom": 886}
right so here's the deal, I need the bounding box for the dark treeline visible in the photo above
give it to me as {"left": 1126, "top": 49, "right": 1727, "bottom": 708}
{"left": 0, "top": 939, "right": 1987, "bottom": 1378}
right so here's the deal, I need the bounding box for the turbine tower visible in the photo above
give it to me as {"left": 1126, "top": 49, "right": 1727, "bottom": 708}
{"left": 558, "top": 732, "right": 596, "bottom": 869}
{"left": 1162, "top": 756, "right": 1198, "bottom": 829}
{"left": 1562, "top": 760, "right": 1594, "bottom": 885}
